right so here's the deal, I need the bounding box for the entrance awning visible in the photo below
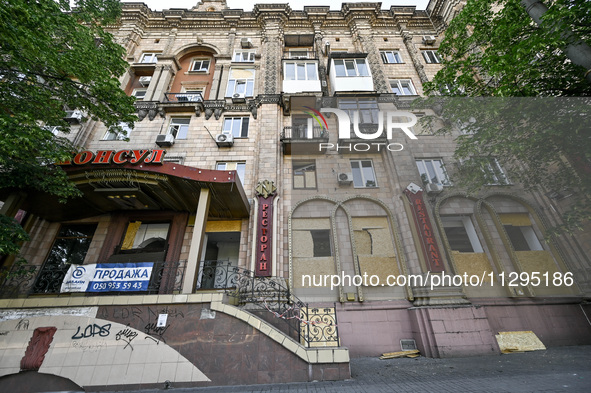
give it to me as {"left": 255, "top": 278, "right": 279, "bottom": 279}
{"left": 4, "top": 162, "right": 250, "bottom": 221}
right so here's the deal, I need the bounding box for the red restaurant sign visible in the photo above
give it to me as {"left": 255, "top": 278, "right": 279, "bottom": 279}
{"left": 255, "top": 180, "right": 277, "bottom": 277}
{"left": 404, "top": 186, "right": 445, "bottom": 273}
{"left": 60, "top": 149, "right": 166, "bottom": 166}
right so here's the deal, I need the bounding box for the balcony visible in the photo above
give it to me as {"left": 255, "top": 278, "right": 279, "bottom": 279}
{"left": 281, "top": 125, "right": 329, "bottom": 155}
{"left": 0, "top": 260, "right": 186, "bottom": 298}
{"left": 165, "top": 92, "right": 203, "bottom": 103}
{"left": 282, "top": 59, "right": 322, "bottom": 94}
{"left": 282, "top": 50, "right": 316, "bottom": 59}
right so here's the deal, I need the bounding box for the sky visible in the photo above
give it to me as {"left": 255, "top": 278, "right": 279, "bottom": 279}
{"left": 127, "top": 0, "right": 431, "bottom": 12}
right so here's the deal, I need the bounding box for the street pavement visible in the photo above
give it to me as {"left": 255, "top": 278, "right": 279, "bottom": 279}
{"left": 104, "top": 345, "right": 591, "bottom": 393}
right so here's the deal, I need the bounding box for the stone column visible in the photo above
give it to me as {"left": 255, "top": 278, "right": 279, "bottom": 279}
{"left": 182, "top": 188, "right": 211, "bottom": 294}
{"left": 402, "top": 31, "right": 429, "bottom": 85}
{"left": 349, "top": 19, "right": 390, "bottom": 93}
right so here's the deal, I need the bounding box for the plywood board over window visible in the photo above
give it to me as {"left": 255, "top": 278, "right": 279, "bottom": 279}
{"left": 352, "top": 217, "right": 399, "bottom": 283}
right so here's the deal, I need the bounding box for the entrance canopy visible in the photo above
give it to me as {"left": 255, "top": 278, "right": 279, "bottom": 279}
{"left": 4, "top": 162, "right": 250, "bottom": 221}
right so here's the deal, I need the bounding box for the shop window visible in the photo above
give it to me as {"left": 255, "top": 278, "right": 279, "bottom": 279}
{"left": 311, "top": 230, "right": 332, "bottom": 257}
{"left": 121, "top": 222, "right": 170, "bottom": 252}
{"left": 33, "top": 224, "right": 97, "bottom": 293}
{"left": 441, "top": 216, "right": 483, "bottom": 253}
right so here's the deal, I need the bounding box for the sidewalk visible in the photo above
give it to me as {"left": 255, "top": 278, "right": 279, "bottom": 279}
{"left": 106, "top": 345, "right": 591, "bottom": 393}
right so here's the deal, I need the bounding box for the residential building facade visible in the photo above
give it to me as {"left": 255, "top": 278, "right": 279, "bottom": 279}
{"left": 0, "top": 1, "right": 590, "bottom": 391}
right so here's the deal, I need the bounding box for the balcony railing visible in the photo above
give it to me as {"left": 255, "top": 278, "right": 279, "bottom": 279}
{"left": 164, "top": 92, "right": 203, "bottom": 103}
{"left": 196, "top": 261, "right": 340, "bottom": 347}
{"left": 0, "top": 260, "right": 186, "bottom": 298}
{"left": 282, "top": 51, "right": 316, "bottom": 59}
{"left": 281, "top": 126, "right": 328, "bottom": 141}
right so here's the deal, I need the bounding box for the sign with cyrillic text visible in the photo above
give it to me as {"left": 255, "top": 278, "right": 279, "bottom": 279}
{"left": 61, "top": 262, "right": 154, "bottom": 293}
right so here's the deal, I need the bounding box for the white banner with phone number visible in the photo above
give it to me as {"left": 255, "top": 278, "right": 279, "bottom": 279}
{"left": 60, "top": 262, "right": 154, "bottom": 293}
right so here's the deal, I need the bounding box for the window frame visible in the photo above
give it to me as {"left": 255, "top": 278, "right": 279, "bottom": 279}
{"left": 233, "top": 50, "right": 256, "bottom": 62}
{"left": 338, "top": 98, "right": 380, "bottom": 125}
{"left": 139, "top": 53, "right": 159, "bottom": 63}
{"left": 422, "top": 50, "right": 441, "bottom": 64}
{"left": 283, "top": 61, "right": 319, "bottom": 81}
{"left": 189, "top": 58, "right": 211, "bottom": 73}
{"left": 482, "top": 157, "right": 510, "bottom": 185}
{"left": 333, "top": 58, "right": 371, "bottom": 77}
{"left": 504, "top": 225, "right": 543, "bottom": 252}
{"left": 225, "top": 68, "right": 255, "bottom": 98}
{"left": 222, "top": 116, "right": 249, "bottom": 138}
{"left": 390, "top": 79, "right": 417, "bottom": 95}
{"left": 350, "top": 159, "right": 378, "bottom": 188}
{"left": 216, "top": 161, "right": 246, "bottom": 184}
{"left": 441, "top": 216, "right": 484, "bottom": 253}
{"left": 132, "top": 89, "right": 147, "bottom": 100}
{"left": 380, "top": 50, "right": 403, "bottom": 64}
{"left": 103, "top": 122, "right": 133, "bottom": 141}
{"left": 311, "top": 229, "right": 332, "bottom": 257}
{"left": 416, "top": 158, "right": 451, "bottom": 186}
{"left": 292, "top": 161, "right": 317, "bottom": 190}
{"left": 167, "top": 117, "right": 191, "bottom": 140}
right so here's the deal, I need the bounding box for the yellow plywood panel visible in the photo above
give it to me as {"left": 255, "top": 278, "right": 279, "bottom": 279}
{"left": 353, "top": 217, "right": 395, "bottom": 256}
{"left": 358, "top": 256, "right": 399, "bottom": 284}
{"left": 293, "top": 257, "right": 336, "bottom": 288}
{"left": 452, "top": 251, "right": 494, "bottom": 284}
{"left": 516, "top": 250, "right": 558, "bottom": 275}
{"left": 495, "top": 331, "right": 546, "bottom": 353}
{"left": 292, "top": 218, "right": 331, "bottom": 230}
{"left": 499, "top": 213, "right": 532, "bottom": 227}
{"left": 205, "top": 220, "right": 242, "bottom": 232}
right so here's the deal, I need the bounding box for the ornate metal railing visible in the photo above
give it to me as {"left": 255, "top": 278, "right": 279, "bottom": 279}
{"left": 0, "top": 263, "right": 40, "bottom": 298}
{"left": 281, "top": 126, "right": 328, "bottom": 141}
{"left": 196, "top": 261, "right": 340, "bottom": 347}
{"left": 0, "top": 260, "right": 186, "bottom": 298}
{"left": 164, "top": 92, "right": 203, "bottom": 103}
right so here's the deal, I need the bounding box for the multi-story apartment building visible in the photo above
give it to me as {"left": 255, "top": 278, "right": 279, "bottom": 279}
{"left": 0, "top": 1, "right": 589, "bottom": 391}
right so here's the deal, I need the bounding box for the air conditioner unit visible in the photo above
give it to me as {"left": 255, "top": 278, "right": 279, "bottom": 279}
{"left": 232, "top": 93, "right": 246, "bottom": 103}
{"left": 425, "top": 183, "right": 444, "bottom": 194}
{"left": 139, "top": 76, "right": 152, "bottom": 87}
{"left": 422, "top": 35, "right": 436, "bottom": 45}
{"left": 337, "top": 172, "right": 353, "bottom": 184}
{"left": 64, "top": 110, "right": 83, "bottom": 123}
{"left": 241, "top": 38, "right": 253, "bottom": 48}
{"left": 215, "top": 133, "right": 234, "bottom": 147}
{"left": 155, "top": 133, "right": 175, "bottom": 147}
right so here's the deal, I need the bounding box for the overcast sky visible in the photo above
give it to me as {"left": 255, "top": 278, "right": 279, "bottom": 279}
{"left": 127, "top": 0, "right": 430, "bottom": 12}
